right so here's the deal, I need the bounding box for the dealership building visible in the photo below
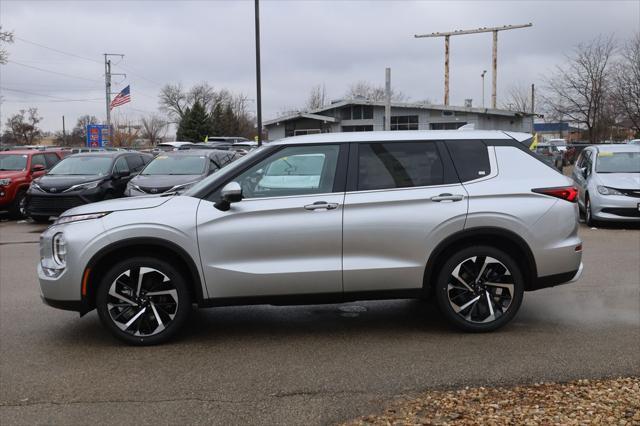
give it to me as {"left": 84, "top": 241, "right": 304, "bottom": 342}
{"left": 264, "top": 99, "right": 534, "bottom": 140}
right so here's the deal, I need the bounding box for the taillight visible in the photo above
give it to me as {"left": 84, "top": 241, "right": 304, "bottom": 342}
{"left": 532, "top": 186, "right": 578, "bottom": 203}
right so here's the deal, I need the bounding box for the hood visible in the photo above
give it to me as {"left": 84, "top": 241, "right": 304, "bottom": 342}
{"left": 37, "top": 174, "right": 105, "bottom": 191}
{"left": 595, "top": 173, "right": 640, "bottom": 189}
{"left": 130, "top": 174, "right": 202, "bottom": 192}
{"left": 0, "top": 170, "right": 26, "bottom": 179}
{"left": 61, "top": 194, "right": 172, "bottom": 216}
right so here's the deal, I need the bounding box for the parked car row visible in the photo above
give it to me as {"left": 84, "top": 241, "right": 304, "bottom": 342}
{"left": 1, "top": 145, "right": 244, "bottom": 221}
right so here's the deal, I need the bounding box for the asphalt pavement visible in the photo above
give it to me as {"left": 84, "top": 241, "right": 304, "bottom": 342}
{"left": 0, "top": 219, "right": 639, "bottom": 425}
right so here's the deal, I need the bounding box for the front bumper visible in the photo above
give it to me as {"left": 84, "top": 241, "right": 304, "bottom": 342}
{"left": 591, "top": 193, "right": 640, "bottom": 221}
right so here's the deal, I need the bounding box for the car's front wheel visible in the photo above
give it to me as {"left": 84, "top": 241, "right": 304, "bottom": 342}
{"left": 96, "top": 257, "right": 191, "bottom": 345}
{"left": 435, "top": 246, "right": 524, "bottom": 332}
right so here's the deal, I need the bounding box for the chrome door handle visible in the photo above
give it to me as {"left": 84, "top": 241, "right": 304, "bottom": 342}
{"left": 431, "top": 193, "right": 464, "bottom": 202}
{"left": 304, "top": 201, "right": 339, "bottom": 210}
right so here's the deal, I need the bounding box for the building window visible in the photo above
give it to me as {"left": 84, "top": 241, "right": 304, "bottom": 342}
{"left": 390, "top": 115, "right": 419, "bottom": 131}
{"left": 340, "top": 105, "right": 374, "bottom": 120}
{"left": 342, "top": 125, "right": 373, "bottom": 132}
{"left": 430, "top": 122, "right": 467, "bottom": 130}
{"left": 294, "top": 129, "right": 321, "bottom": 136}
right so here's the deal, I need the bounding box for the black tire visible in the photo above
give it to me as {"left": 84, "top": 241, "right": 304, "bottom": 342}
{"left": 30, "top": 215, "right": 51, "bottom": 223}
{"left": 585, "top": 196, "right": 597, "bottom": 227}
{"left": 8, "top": 190, "right": 27, "bottom": 219}
{"left": 434, "top": 246, "right": 524, "bottom": 332}
{"left": 96, "top": 256, "right": 191, "bottom": 345}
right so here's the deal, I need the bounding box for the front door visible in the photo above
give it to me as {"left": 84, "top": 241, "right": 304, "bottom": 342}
{"left": 197, "top": 144, "right": 346, "bottom": 298}
{"left": 342, "top": 141, "right": 468, "bottom": 292}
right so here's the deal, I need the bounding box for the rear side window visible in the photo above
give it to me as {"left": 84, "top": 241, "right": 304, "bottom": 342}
{"left": 446, "top": 140, "right": 490, "bottom": 182}
{"left": 357, "top": 141, "right": 444, "bottom": 190}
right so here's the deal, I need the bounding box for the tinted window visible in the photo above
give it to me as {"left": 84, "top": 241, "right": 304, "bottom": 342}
{"left": 113, "top": 157, "right": 130, "bottom": 174}
{"left": 234, "top": 145, "right": 340, "bottom": 198}
{"left": 446, "top": 140, "right": 490, "bottom": 182}
{"left": 125, "top": 154, "right": 144, "bottom": 172}
{"left": 31, "top": 154, "right": 46, "bottom": 169}
{"left": 357, "top": 142, "right": 443, "bottom": 190}
{"left": 44, "top": 153, "right": 61, "bottom": 169}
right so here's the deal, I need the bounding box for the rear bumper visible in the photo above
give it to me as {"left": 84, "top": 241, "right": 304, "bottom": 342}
{"left": 529, "top": 262, "right": 583, "bottom": 291}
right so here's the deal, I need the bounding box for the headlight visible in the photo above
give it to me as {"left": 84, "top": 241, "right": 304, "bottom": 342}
{"left": 597, "top": 185, "right": 624, "bottom": 196}
{"left": 0, "top": 178, "right": 11, "bottom": 186}
{"left": 54, "top": 212, "right": 110, "bottom": 225}
{"left": 63, "top": 180, "right": 102, "bottom": 192}
{"left": 169, "top": 181, "right": 199, "bottom": 193}
{"left": 52, "top": 233, "right": 67, "bottom": 266}
{"left": 30, "top": 181, "right": 44, "bottom": 192}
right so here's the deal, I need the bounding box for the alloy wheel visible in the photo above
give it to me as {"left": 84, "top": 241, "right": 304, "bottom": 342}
{"left": 106, "top": 267, "right": 179, "bottom": 337}
{"left": 446, "top": 256, "right": 515, "bottom": 324}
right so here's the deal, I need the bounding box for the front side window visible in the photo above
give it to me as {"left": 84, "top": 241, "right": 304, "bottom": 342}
{"left": 234, "top": 145, "right": 340, "bottom": 198}
{"left": 31, "top": 154, "right": 46, "bottom": 169}
{"left": 113, "top": 157, "right": 130, "bottom": 174}
{"left": 357, "top": 142, "right": 444, "bottom": 191}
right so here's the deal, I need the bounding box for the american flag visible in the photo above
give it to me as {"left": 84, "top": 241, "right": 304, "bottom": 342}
{"left": 110, "top": 85, "right": 131, "bottom": 109}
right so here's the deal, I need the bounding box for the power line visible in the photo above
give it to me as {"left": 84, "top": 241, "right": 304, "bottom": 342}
{"left": 0, "top": 87, "right": 102, "bottom": 102}
{"left": 14, "top": 36, "right": 102, "bottom": 64}
{"left": 113, "top": 63, "right": 163, "bottom": 87}
{"left": 6, "top": 60, "right": 103, "bottom": 83}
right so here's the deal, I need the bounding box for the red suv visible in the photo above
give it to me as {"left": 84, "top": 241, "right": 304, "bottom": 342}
{"left": 0, "top": 150, "right": 65, "bottom": 218}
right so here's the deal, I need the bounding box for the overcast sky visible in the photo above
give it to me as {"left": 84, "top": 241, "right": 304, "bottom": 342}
{"left": 1, "top": 0, "right": 638, "bottom": 133}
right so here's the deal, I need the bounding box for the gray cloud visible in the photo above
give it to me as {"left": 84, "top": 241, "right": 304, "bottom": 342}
{"left": 1, "top": 0, "right": 638, "bottom": 132}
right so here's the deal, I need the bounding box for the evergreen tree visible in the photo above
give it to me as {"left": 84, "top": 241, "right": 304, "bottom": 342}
{"left": 176, "top": 102, "right": 211, "bottom": 142}
{"left": 209, "top": 103, "right": 224, "bottom": 136}
{"left": 223, "top": 104, "right": 239, "bottom": 136}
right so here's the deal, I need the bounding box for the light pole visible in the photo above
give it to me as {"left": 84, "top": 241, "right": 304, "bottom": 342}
{"left": 254, "top": 0, "right": 262, "bottom": 146}
{"left": 481, "top": 70, "right": 487, "bottom": 108}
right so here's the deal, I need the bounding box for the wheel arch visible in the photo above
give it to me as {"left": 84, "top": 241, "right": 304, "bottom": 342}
{"left": 83, "top": 237, "right": 205, "bottom": 312}
{"left": 423, "top": 227, "right": 538, "bottom": 292}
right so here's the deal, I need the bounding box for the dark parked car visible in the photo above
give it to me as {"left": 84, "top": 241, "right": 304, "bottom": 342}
{"left": 26, "top": 152, "right": 152, "bottom": 222}
{"left": 125, "top": 149, "right": 240, "bottom": 196}
{"left": 0, "top": 149, "right": 65, "bottom": 218}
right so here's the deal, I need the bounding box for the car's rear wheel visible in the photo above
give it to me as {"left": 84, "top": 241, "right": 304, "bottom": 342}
{"left": 96, "top": 257, "right": 191, "bottom": 345}
{"left": 8, "top": 190, "right": 27, "bottom": 218}
{"left": 435, "top": 246, "right": 524, "bottom": 332}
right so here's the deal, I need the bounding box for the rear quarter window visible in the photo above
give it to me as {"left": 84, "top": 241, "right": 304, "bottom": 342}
{"left": 445, "top": 140, "right": 491, "bottom": 182}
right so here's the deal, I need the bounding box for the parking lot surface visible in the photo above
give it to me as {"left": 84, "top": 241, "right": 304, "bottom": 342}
{"left": 0, "top": 219, "right": 639, "bottom": 425}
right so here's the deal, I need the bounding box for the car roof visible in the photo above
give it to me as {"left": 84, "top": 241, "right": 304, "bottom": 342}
{"left": 592, "top": 144, "right": 640, "bottom": 152}
{"left": 269, "top": 130, "right": 528, "bottom": 145}
{"left": 159, "top": 149, "right": 229, "bottom": 157}
{"left": 68, "top": 151, "right": 128, "bottom": 158}
{"left": 0, "top": 150, "right": 41, "bottom": 155}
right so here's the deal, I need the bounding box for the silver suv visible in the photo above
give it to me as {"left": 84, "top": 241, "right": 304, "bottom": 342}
{"left": 38, "top": 131, "right": 583, "bottom": 345}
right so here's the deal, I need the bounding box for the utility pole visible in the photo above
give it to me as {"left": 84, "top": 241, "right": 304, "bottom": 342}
{"left": 103, "top": 53, "right": 125, "bottom": 130}
{"left": 481, "top": 70, "right": 487, "bottom": 108}
{"left": 530, "top": 83, "right": 535, "bottom": 114}
{"left": 385, "top": 67, "right": 391, "bottom": 131}
{"left": 62, "top": 115, "right": 66, "bottom": 146}
{"left": 414, "top": 23, "right": 532, "bottom": 108}
{"left": 254, "top": 0, "right": 263, "bottom": 146}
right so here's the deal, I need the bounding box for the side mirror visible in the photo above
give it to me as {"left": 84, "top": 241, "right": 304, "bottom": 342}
{"left": 214, "top": 182, "right": 243, "bottom": 211}
{"left": 31, "top": 164, "right": 45, "bottom": 172}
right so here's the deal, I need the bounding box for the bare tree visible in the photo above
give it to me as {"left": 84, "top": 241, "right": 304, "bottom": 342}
{"left": 4, "top": 108, "right": 42, "bottom": 145}
{"left": 306, "top": 84, "right": 327, "bottom": 110}
{"left": 612, "top": 33, "right": 640, "bottom": 134}
{"left": 502, "top": 84, "right": 532, "bottom": 112}
{"left": 345, "top": 81, "right": 407, "bottom": 102}
{"left": 159, "top": 83, "right": 239, "bottom": 123}
{"left": 0, "top": 25, "right": 14, "bottom": 65}
{"left": 141, "top": 114, "right": 168, "bottom": 145}
{"left": 543, "top": 35, "right": 616, "bottom": 143}
{"left": 111, "top": 116, "right": 140, "bottom": 147}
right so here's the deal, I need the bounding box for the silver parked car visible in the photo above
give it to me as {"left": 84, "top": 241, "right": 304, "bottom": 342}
{"left": 572, "top": 144, "right": 640, "bottom": 226}
{"left": 38, "top": 130, "right": 583, "bottom": 345}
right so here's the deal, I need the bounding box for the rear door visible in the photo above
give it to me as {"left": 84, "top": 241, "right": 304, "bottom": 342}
{"left": 342, "top": 141, "right": 467, "bottom": 292}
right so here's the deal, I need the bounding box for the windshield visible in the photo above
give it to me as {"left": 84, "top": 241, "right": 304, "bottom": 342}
{"left": 0, "top": 154, "right": 28, "bottom": 171}
{"left": 184, "top": 145, "right": 268, "bottom": 197}
{"left": 48, "top": 156, "right": 113, "bottom": 175}
{"left": 595, "top": 151, "right": 640, "bottom": 173}
{"left": 142, "top": 155, "right": 206, "bottom": 175}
